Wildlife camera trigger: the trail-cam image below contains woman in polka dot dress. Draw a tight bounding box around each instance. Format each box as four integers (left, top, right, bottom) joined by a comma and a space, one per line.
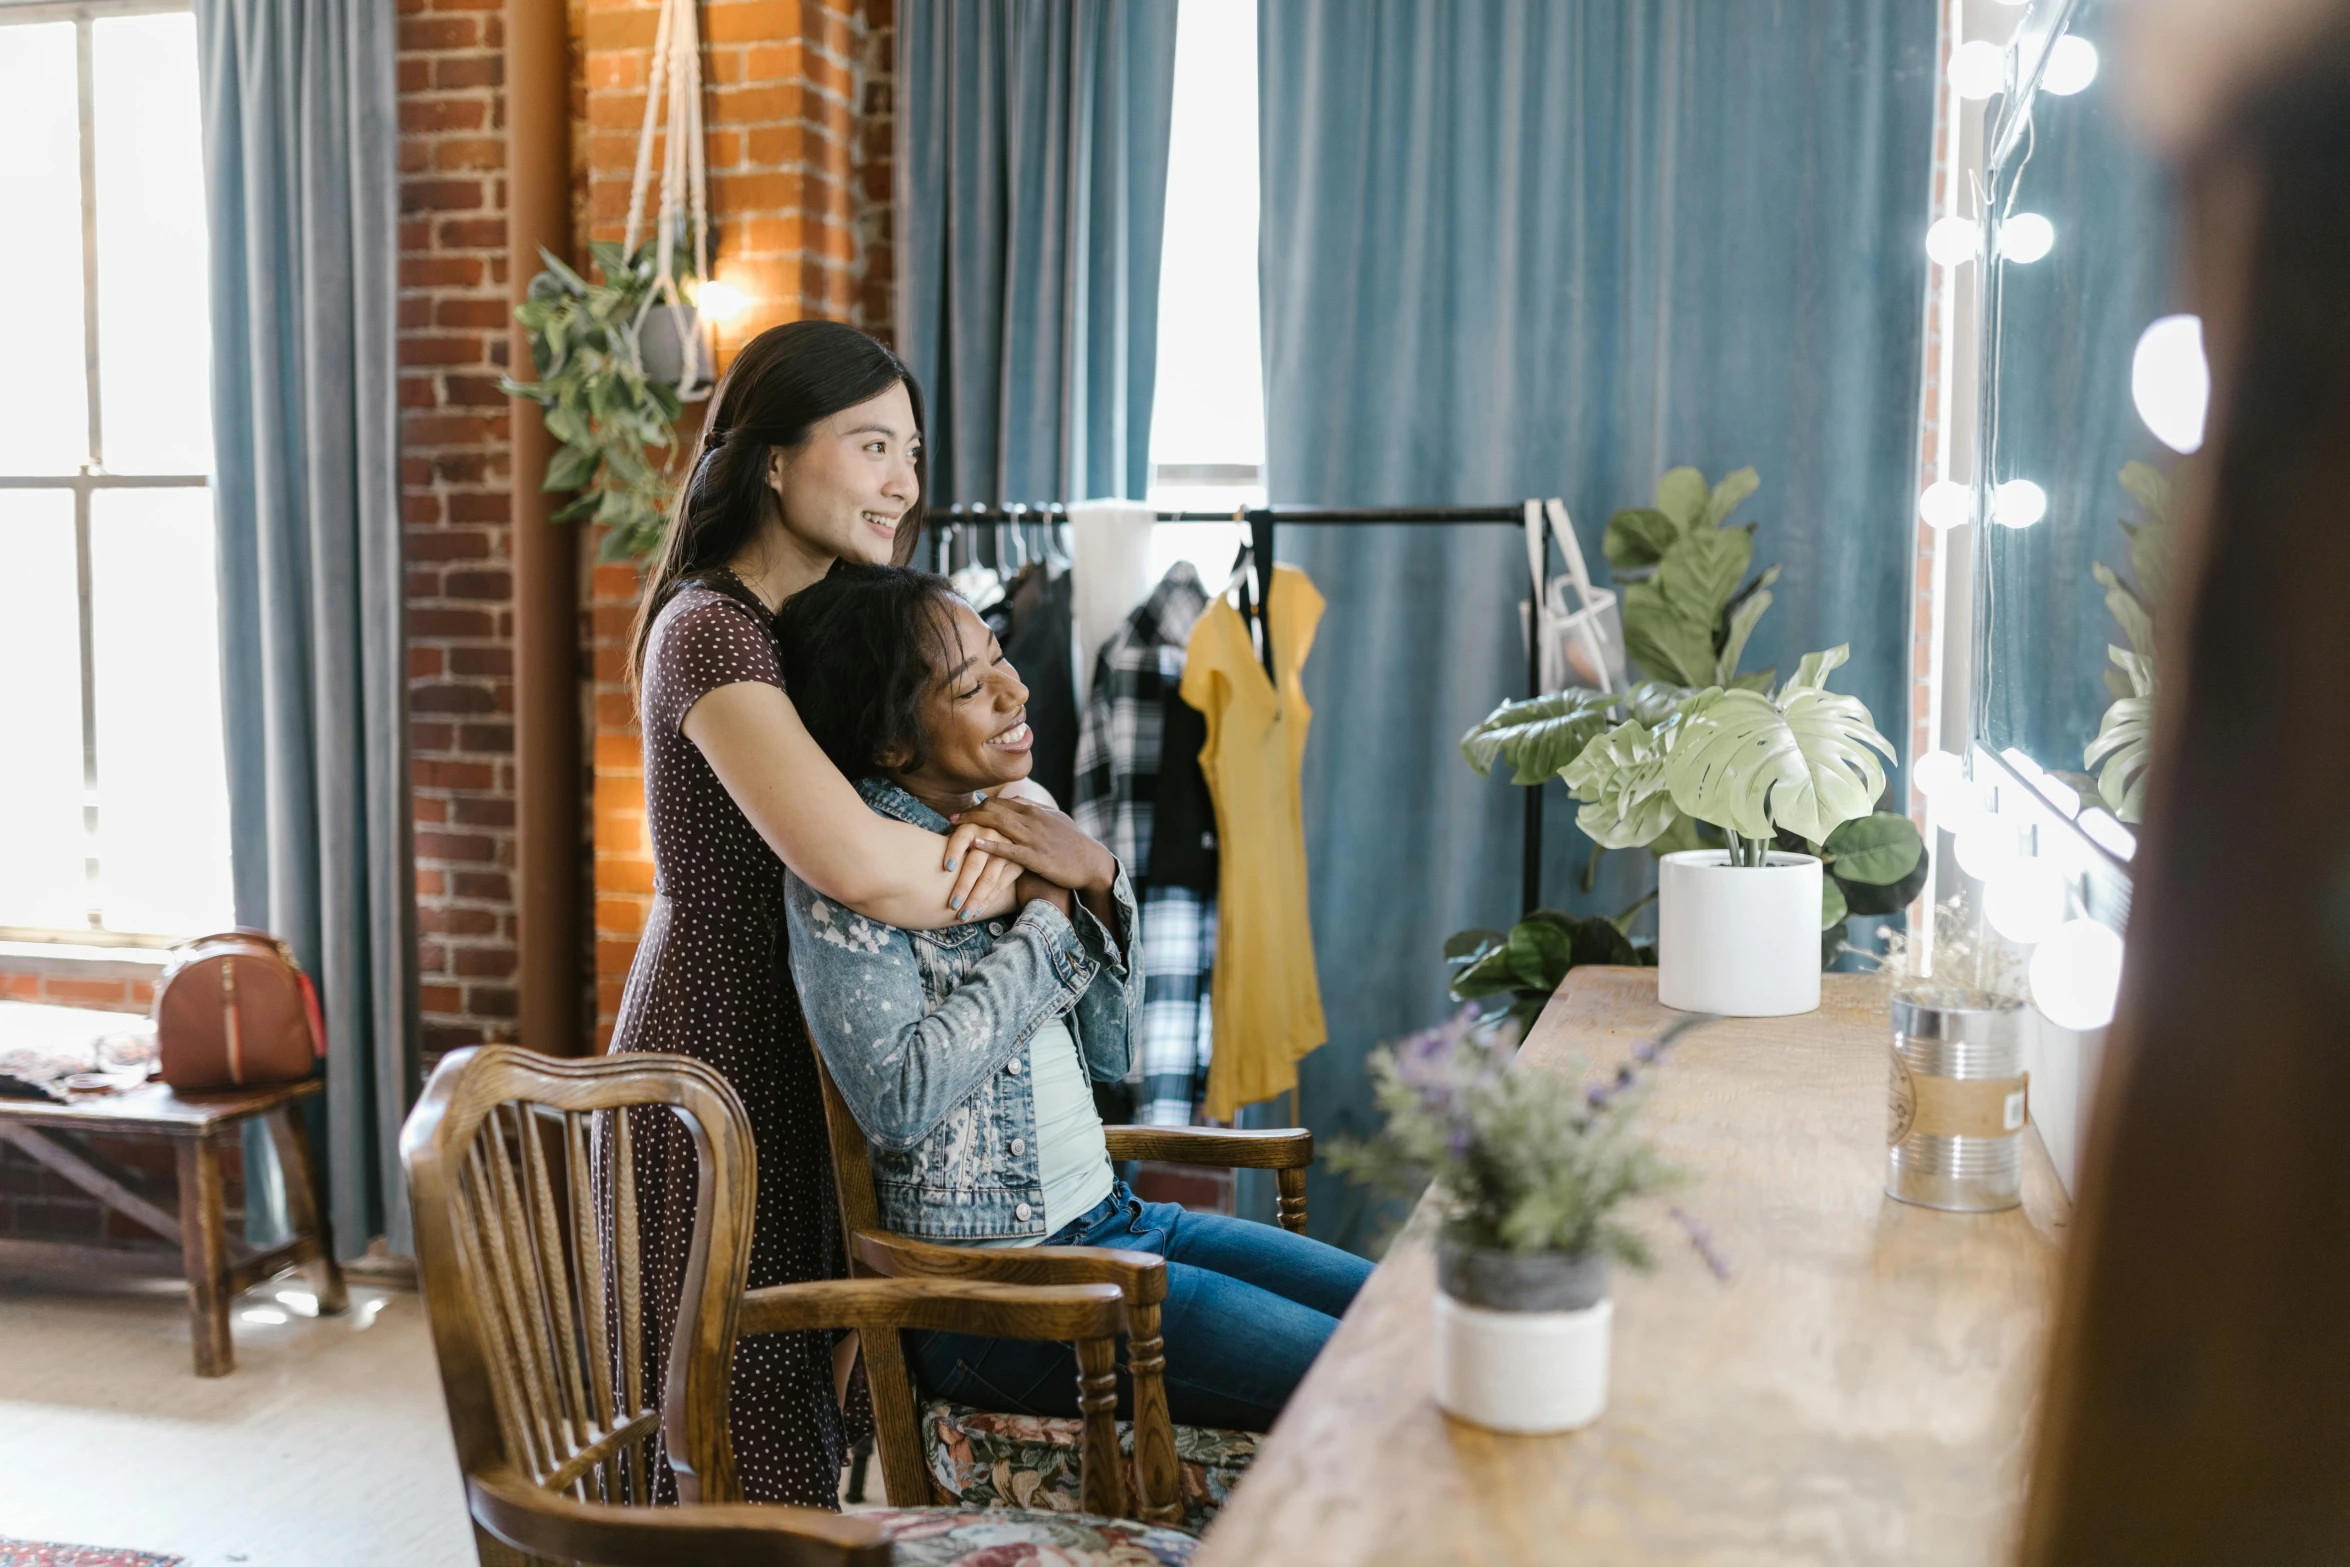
607, 321, 1023, 1508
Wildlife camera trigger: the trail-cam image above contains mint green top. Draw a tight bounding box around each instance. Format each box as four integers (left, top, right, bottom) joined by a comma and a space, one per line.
966, 1018, 1113, 1248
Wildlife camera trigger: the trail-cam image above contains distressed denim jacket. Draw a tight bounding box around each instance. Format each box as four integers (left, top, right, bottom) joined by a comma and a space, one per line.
784, 779, 1140, 1242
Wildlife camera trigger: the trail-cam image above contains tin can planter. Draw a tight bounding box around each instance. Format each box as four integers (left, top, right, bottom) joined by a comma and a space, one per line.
1656, 850, 1823, 1017
1433, 1244, 1611, 1433
1886, 990, 2030, 1212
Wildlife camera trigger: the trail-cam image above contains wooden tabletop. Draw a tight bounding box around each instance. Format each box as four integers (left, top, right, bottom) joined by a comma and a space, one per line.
1196, 967, 2070, 1567
0, 1076, 320, 1136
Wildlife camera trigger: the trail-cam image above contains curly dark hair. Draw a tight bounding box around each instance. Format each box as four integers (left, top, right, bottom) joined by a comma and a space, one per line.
772, 563, 966, 782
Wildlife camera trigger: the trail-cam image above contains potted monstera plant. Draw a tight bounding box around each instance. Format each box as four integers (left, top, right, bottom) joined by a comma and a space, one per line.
1457, 468, 1926, 1006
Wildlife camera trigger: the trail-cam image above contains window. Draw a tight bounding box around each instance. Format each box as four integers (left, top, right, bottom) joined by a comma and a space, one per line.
0, 1, 233, 947
1146, 0, 1262, 585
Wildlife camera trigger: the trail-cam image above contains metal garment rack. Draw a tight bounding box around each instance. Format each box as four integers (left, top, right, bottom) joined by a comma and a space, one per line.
928, 502, 1553, 915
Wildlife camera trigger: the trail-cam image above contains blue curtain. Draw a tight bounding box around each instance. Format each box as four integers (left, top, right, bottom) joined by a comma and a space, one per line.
1258, 0, 1938, 1251
196, 0, 415, 1258
897, 0, 1180, 502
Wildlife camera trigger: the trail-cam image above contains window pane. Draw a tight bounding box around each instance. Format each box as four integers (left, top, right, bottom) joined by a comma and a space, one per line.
0, 23, 93, 475
90, 487, 234, 937
94, 12, 213, 476
0, 491, 94, 930
1149, 0, 1265, 473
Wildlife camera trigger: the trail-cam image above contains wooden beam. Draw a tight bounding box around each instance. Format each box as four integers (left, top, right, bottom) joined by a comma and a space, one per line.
0, 1122, 182, 1244
507, 0, 583, 1056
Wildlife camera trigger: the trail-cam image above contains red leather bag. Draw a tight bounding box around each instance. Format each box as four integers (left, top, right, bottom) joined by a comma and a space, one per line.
152, 930, 327, 1091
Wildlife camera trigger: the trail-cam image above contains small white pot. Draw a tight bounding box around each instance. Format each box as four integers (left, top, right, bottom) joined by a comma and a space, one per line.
1432, 1246, 1612, 1433
1434, 1292, 1613, 1434
1656, 849, 1823, 1017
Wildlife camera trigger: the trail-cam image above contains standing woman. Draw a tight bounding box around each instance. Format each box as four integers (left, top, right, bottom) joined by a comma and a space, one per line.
608, 320, 1018, 1508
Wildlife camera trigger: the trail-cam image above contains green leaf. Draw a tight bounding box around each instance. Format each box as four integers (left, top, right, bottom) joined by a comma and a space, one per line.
1448, 942, 1523, 1001
2118, 459, 2175, 529
1625, 680, 1690, 725
1603, 507, 1682, 572
1647, 812, 1709, 858
1820, 811, 1923, 885
1715, 581, 1774, 686
536, 246, 590, 294
2085, 650, 2155, 823
1560, 719, 1681, 849
1654, 467, 1708, 530
1704, 466, 1760, 527
1622, 578, 1714, 688
1566, 915, 1638, 967
1664, 651, 1893, 843
1506, 920, 1574, 992
1836, 821, 1932, 915
1727, 666, 1776, 693
1819, 877, 1849, 931
2093, 560, 2156, 659
1444, 927, 1506, 962
1459, 687, 1620, 784
543, 443, 599, 492
1657, 523, 1753, 633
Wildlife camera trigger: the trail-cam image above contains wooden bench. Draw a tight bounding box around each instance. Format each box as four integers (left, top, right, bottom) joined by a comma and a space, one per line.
0, 1078, 349, 1375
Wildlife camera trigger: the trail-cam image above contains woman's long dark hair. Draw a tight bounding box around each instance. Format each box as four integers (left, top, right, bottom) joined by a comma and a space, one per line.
627, 319, 926, 692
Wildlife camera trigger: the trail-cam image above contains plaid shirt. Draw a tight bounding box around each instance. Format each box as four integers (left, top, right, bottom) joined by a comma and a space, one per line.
1073, 563, 1209, 881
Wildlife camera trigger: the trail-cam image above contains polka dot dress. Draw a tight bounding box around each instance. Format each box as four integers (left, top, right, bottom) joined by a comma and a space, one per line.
603, 574, 857, 1509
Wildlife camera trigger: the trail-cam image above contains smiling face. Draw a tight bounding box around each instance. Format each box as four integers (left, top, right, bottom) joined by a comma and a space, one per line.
765, 380, 921, 568
891, 597, 1034, 806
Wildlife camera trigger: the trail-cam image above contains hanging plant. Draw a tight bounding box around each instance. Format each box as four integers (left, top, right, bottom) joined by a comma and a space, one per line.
503, 240, 688, 563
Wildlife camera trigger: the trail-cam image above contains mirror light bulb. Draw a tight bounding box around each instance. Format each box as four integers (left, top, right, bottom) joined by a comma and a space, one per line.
695, 279, 751, 324
1992, 478, 2047, 528
1925, 216, 1981, 268
2041, 35, 2099, 95
1913, 749, 1969, 800
1918, 479, 1973, 531
1948, 40, 2007, 100
2132, 314, 2209, 454
1999, 212, 2056, 263
1985, 858, 2069, 946
2029, 919, 2124, 1031
1954, 819, 2020, 881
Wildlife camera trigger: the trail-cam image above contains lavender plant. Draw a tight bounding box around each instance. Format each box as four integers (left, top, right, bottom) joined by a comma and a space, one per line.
1328, 1009, 1719, 1269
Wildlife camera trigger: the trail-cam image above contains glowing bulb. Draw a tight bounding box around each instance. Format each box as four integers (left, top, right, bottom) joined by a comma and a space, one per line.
2132, 314, 2209, 455
1949, 40, 2007, 100
2029, 919, 2124, 1031
1954, 819, 2020, 881
1926, 216, 1981, 268
1985, 858, 2069, 945
1992, 478, 2047, 528
1999, 212, 2056, 263
1912, 749, 1969, 800
2041, 35, 2100, 95
1918, 480, 1973, 532
696, 279, 751, 324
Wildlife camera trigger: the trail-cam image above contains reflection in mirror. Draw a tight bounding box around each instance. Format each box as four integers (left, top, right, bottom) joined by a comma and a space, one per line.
1976, 0, 2189, 833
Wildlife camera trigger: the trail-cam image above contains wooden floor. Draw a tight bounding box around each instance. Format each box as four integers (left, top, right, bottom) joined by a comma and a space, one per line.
0, 1268, 473, 1567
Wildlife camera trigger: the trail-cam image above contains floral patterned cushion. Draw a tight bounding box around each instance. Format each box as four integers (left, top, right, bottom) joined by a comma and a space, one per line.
864, 1506, 1199, 1566
919, 1399, 1261, 1535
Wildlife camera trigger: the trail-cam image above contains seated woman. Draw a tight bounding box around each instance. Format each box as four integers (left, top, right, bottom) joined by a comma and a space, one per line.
775, 563, 1372, 1432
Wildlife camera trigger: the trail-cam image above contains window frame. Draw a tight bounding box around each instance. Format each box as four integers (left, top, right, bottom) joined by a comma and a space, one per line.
0, 0, 214, 951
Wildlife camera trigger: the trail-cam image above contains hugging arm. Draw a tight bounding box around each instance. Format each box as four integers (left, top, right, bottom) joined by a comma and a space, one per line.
784, 875, 1104, 1150
685, 679, 1018, 928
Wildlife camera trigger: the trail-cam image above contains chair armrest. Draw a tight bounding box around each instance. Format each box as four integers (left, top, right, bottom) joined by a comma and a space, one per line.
851, 1228, 1170, 1307
469, 1467, 889, 1567
1103, 1125, 1315, 1169
739, 1277, 1125, 1343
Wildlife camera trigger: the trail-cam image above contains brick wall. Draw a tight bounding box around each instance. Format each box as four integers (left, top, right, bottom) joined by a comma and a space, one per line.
580, 0, 897, 1049
399, 0, 523, 1060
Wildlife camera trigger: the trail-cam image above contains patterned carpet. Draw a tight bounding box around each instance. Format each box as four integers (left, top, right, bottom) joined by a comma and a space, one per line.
0, 1544, 184, 1566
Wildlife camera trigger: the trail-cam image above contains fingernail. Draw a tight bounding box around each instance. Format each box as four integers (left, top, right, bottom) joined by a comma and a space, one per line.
944, 858, 959, 871
949, 894, 963, 909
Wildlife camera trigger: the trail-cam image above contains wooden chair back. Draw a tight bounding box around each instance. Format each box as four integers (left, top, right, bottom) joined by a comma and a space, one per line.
401, 1046, 758, 1562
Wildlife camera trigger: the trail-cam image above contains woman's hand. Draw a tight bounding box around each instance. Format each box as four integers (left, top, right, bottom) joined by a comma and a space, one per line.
950, 797, 1118, 895
942, 824, 1022, 921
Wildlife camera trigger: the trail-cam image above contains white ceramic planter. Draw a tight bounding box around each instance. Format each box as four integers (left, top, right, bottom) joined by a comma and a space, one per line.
1656, 850, 1823, 1017
1432, 1246, 1612, 1433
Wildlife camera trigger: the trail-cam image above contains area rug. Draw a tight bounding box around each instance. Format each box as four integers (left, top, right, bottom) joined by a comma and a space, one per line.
0, 1543, 184, 1567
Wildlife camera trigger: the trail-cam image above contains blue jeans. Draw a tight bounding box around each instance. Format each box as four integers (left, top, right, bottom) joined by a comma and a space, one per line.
907, 1182, 1373, 1432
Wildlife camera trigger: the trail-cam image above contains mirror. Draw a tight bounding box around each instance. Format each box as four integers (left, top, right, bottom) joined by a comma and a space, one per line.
1973, 0, 2190, 868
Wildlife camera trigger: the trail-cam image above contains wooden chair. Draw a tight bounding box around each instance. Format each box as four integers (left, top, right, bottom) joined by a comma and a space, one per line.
401, 1045, 1200, 1567
809, 1049, 1315, 1529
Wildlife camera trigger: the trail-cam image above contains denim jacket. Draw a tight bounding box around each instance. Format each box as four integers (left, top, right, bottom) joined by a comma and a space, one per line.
784, 779, 1140, 1241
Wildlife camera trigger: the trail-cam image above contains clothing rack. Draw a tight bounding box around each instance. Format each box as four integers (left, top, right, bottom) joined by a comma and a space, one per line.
928, 502, 1555, 916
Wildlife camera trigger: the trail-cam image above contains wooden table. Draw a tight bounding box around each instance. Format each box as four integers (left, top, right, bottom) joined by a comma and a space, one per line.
1197, 967, 2070, 1566
0, 1077, 348, 1375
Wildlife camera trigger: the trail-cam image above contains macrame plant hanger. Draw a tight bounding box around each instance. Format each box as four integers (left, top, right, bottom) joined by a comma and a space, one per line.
625, 0, 714, 401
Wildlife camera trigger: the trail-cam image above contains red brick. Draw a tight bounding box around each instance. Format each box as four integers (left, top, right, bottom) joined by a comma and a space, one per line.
435, 55, 503, 90
398, 16, 477, 50
406, 527, 492, 562
401, 97, 486, 134
437, 217, 510, 250
401, 177, 485, 213
416, 831, 498, 864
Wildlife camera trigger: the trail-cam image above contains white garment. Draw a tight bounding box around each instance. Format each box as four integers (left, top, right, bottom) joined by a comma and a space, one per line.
966, 1017, 1114, 1248
1068, 499, 1157, 701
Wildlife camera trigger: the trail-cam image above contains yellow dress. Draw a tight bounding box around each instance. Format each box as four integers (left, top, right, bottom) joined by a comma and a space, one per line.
1179, 564, 1329, 1121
